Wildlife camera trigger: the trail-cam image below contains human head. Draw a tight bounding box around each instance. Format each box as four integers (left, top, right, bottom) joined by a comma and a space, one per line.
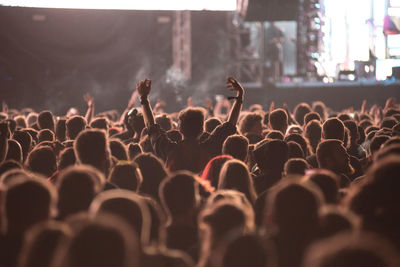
66, 116, 86, 140
108, 162, 143, 192
4, 175, 57, 234
159, 171, 199, 220
322, 118, 345, 141
13, 130, 32, 161
222, 134, 249, 162
218, 159, 257, 204
239, 113, 263, 136
178, 107, 205, 139
133, 153, 168, 201
305, 120, 322, 152
38, 110, 55, 132
306, 169, 339, 204
317, 140, 353, 176
56, 165, 105, 220
284, 158, 309, 176
109, 139, 128, 161
269, 108, 288, 134
38, 129, 55, 143
205, 117, 222, 133
201, 155, 233, 189
58, 147, 76, 170
74, 129, 111, 175
294, 103, 312, 126
90, 117, 109, 131
55, 118, 67, 142
6, 139, 22, 163
253, 139, 288, 174
304, 112, 321, 126
26, 146, 57, 177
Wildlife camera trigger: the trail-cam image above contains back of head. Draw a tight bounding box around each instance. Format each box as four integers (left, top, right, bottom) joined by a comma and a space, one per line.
58, 148, 76, 170
239, 113, 263, 136
253, 139, 289, 173
90, 117, 109, 131
287, 141, 305, 159
205, 117, 222, 133
57, 165, 105, 219
306, 170, 339, 204
14, 115, 27, 129
343, 120, 358, 143
268, 180, 322, 232
370, 135, 390, 155
380, 117, 397, 129
61, 214, 139, 267
0, 160, 23, 177
90, 189, 151, 245
304, 112, 321, 126
269, 108, 288, 134
159, 171, 198, 218
201, 155, 233, 189
294, 103, 312, 126
55, 118, 67, 142
284, 158, 309, 176
109, 139, 128, 161
66, 116, 86, 140
155, 114, 173, 131
222, 134, 249, 162
38, 110, 55, 132
218, 159, 256, 203
109, 162, 142, 192
74, 129, 110, 174
6, 139, 22, 163
133, 153, 167, 201
305, 120, 322, 150
13, 130, 32, 161
18, 221, 71, 267
302, 232, 399, 267
284, 133, 311, 157
199, 200, 254, 240
178, 107, 204, 139
5, 175, 57, 234
316, 139, 343, 169
38, 129, 55, 143
312, 101, 327, 121
322, 118, 345, 141
26, 146, 57, 177
128, 143, 142, 160
266, 130, 284, 140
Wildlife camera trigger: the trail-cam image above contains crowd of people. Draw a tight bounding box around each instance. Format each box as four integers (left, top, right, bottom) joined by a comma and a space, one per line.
0, 77, 400, 267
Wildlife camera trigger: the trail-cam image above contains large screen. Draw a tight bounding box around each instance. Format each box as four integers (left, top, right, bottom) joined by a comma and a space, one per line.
0, 0, 236, 11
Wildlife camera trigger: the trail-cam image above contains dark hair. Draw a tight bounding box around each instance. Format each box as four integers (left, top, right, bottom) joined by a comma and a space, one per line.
222, 134, 249, 162
155, 114, 173, 131
219, 159, 257, 204
56, 165, 104, 220
58, 147, 76, 170
294, 103, 312, 126
323, 118, 345, 141
178, 107, 205, 139
90, 117, 109, 131
159, 171, 198, 218
205, 117, 222, 133
305, 120, 322, 153
133, 153, 168, 201
109, 139, 128, 161
304, 112, 321, 126
37, 110, 55, 132
13, 130, 32, 161
26, 146, 57, 177
66, 116, 86, 140
109, 162, 142, 192
38, 129, 55, 143
6, 139, 22, 163
74, 129, 110, 175
55, 118, 67, 142
269, 108, 288, 134
284, 158, 309, 176
201, 155, 233, 189
239, 113, 263, 135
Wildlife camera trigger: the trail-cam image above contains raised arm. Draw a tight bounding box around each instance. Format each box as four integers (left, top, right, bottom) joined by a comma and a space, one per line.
83, 93, 95, 124
137, 78, 155, 127
226, 77, 244, 126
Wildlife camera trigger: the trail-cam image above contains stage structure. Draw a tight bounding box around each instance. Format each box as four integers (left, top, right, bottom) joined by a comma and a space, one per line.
172, 10, 192, 80
232, 0, 326, 84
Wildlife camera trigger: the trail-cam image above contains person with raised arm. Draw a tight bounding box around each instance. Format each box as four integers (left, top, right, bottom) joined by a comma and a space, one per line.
137, 77, 244, 173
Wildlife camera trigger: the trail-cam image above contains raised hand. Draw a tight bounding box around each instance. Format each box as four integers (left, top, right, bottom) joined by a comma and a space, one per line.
83, 93, 94, 108
361, 99, 367, 114
226, 77, 244, 99
136, 78, 152, 97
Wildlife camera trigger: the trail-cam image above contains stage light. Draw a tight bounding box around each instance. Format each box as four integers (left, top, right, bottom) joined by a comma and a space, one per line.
0, 0, 236, 11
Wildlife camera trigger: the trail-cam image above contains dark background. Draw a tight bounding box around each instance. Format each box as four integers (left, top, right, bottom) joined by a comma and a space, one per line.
0, 7, 231, 114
